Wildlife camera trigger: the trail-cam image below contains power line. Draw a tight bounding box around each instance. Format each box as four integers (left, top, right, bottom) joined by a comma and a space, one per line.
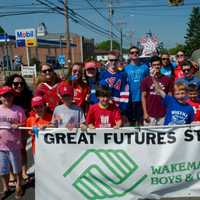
57, 0, 119, 38
35, 0, 119, 39
69, 2, 200, 10
84, 0, 120, 33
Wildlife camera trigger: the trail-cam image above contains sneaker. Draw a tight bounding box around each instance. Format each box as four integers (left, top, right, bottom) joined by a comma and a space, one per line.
15, 187, 23, 199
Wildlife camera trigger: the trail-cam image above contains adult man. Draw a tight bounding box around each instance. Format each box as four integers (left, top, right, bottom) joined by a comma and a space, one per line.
176, 60, 200, 90
141, 56, 173, 125
124, 46, 149, 125
99, 52, 129, 115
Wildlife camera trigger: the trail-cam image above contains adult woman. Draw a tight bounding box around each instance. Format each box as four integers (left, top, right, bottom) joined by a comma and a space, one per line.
34, 64, 60, 114
58, 63, 89, 111
5, 74, 33, 115
84, 61, 99, 105
4, 74, 33, 183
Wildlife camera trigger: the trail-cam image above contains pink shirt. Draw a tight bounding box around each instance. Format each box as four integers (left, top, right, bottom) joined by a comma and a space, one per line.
0, 105, 26, 151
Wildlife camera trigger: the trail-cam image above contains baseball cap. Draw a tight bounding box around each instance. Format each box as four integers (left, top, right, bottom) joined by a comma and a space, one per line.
58, 84, 74, 97
84, 61, 96, 70
31, 96, 44, 107
0, 86, 13, 96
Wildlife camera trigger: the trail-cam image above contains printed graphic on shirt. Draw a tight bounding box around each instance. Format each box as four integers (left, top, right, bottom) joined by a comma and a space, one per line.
169, 111, 189, 125
100, 115, 111, 128
150, 82, 165, 95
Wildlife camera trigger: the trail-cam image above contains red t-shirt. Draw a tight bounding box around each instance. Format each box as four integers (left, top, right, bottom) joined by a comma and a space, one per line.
174, 65, 184, 81
186, 99, 200, 121
86, 103, 121, 128
141, 75, 173, 118
35, 83, 60, 112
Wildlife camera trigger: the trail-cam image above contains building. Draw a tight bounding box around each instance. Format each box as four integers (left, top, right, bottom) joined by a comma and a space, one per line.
0, 26, 95, 70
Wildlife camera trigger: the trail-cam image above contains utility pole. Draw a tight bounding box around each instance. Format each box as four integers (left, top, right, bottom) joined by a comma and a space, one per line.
108, 0, 113, 51
116, 21, 126, 57
64, 0, 72, 65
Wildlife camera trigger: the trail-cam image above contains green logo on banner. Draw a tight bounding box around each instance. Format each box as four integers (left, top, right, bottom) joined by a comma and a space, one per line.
63, 149, 147, 200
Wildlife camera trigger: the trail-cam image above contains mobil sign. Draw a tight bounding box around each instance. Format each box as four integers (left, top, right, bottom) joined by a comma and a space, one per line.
15, 28, 37, 47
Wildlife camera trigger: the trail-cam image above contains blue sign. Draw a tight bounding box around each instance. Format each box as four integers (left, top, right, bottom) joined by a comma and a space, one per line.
58, 55, 65, 65
16, 39, 26, 48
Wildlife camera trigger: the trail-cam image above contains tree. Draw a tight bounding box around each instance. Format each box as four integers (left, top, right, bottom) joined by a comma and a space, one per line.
96, 40, 120, 50
168, 43, 186, 55
0, 26, 5, 34
185, 7, 200, 56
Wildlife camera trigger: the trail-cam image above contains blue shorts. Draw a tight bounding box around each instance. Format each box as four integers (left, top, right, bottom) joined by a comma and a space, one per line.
0, 150, 22, 175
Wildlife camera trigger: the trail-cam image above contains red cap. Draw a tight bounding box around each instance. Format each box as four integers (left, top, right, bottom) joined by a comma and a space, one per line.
0, 86, 13, 96
31, 96, 44, 107
58, 84, 73, 97
84, 61, 96, 70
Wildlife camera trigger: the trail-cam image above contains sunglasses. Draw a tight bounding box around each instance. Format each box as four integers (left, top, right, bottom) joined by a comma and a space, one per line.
130, 51, 139, 55
182, 69, 191, 73
162, 58, 169, 61
41, 68, 53, 73
176, 54, 184, 57
12, 82, 24, 87
72, 69, 80, 73
109, 59, 118, 62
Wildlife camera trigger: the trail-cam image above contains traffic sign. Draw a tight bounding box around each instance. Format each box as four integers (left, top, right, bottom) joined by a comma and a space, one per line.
26, 38, 37, 47
58, 55, 65, 65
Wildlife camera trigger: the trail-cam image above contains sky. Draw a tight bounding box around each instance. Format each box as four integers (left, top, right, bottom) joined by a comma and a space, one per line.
0, 0, 200, 48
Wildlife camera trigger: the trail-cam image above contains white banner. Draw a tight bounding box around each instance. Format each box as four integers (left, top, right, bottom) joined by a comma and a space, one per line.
35, 126, 200, 200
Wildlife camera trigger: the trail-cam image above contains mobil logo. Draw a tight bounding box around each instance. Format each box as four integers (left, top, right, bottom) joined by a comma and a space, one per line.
15, 28, 36, 40
17, 31, 33, 38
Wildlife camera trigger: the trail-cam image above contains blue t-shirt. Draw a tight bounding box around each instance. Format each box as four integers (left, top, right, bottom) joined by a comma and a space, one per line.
125, 63, 149, 102
164, 95, 194, 125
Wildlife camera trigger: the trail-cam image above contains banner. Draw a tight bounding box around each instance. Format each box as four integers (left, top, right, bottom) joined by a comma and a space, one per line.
35, 125, 200, 200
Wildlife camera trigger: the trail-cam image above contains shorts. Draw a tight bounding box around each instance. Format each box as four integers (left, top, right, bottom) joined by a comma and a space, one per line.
0, 150, 22, 175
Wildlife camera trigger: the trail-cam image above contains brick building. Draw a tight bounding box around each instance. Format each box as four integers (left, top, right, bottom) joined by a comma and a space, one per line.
0, 31, 95, 70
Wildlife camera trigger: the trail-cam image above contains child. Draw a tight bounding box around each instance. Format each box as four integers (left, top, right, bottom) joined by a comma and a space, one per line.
86, 86, 122, 128
52, 84, 86, 129
186, 84, 200, 122
26, 96, 52, 155
153, 80, 194, 125
0, 86, 26, 199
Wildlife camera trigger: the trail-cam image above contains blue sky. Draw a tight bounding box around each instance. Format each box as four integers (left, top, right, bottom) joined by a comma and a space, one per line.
0, 0, 200, 48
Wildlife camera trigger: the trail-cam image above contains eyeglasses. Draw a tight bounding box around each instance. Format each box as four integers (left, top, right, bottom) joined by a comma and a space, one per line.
176, 54, 184, 57
182, 69, 191, 73
109, 59, 118, 62
12, 82, 24, 87
41, 68, 53, 73
130, 51, 139, 55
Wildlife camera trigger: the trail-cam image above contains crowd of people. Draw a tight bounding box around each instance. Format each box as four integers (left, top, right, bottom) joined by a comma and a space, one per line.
0, 46, 200, 199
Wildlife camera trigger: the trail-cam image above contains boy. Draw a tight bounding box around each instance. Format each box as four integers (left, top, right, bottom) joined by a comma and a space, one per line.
26, 96, 51, 155
153, 80, 194, 125
52, 84, 86, 129
86, 86, 122, 128
186, 84, 200, 122
0, 86, 26, 199
141, 56, 173, 126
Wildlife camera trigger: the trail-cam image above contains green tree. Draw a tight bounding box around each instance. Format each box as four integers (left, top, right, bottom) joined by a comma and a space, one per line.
0, 26, 5, 34
168, 43, 186, 55
185, 7, 200, 56
96, 40, 120, 50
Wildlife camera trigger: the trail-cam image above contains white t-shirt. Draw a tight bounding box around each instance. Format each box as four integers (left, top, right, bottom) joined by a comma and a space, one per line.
52, 104, 85, 128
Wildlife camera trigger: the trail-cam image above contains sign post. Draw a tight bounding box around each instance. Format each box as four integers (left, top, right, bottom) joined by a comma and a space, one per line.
15, 28, 37, 66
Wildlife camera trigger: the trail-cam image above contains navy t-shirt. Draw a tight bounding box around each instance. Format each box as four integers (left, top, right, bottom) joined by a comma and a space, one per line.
164, 95, 194, 125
